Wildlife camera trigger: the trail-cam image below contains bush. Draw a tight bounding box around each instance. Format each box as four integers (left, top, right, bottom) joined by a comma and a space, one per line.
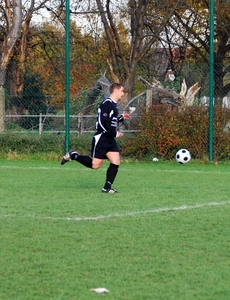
120, 105, 230, 161
2, 106, 230, 162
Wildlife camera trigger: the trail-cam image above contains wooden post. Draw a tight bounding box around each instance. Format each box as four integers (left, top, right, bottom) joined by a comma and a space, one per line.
146, 89, 152, 111
78, 112, 83, 136
39, 113, 43, 135
0, 87, 5, 132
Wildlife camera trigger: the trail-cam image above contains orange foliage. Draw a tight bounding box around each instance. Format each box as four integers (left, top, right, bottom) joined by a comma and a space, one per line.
120, 105, 230, 161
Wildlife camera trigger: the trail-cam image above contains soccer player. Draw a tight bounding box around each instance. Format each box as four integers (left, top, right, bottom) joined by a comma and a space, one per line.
61, 82, 130, 193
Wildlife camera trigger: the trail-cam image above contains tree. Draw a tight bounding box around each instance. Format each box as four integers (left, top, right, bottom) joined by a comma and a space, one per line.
0, 0, 22, 131
75, 0, 181, 107
75, 0, 230, 107
0, 0, 23, 86
0, 0, 55, 131
157, 0, 230, 106
6, 0, 54, 97
27, 20, 103, 109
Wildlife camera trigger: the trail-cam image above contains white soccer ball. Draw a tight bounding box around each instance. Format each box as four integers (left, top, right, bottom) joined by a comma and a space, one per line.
175, 149, 191, 164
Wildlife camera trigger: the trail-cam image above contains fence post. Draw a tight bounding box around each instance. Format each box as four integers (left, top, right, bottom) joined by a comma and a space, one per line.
39, 113, 43, 135
78, 112, 83, 135
0, 87, 5, 132
146, 89, 152, 110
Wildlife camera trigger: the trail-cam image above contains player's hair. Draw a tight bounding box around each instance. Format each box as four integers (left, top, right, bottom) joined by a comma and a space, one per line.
109, 82, 124, 94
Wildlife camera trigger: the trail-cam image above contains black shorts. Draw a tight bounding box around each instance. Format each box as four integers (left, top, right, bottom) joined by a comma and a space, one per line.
91, 132, 119, 159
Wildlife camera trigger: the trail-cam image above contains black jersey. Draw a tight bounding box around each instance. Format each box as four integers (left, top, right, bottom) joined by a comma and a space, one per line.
96, 98, 124, 137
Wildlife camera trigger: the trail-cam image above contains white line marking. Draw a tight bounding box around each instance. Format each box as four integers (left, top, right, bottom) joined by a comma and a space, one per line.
1, 165, 230, 175
1, 201, 229, 222
0, 165, 90, 171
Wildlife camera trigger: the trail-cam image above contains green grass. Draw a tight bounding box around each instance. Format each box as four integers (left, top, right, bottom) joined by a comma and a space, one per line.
0, 159, 230, 299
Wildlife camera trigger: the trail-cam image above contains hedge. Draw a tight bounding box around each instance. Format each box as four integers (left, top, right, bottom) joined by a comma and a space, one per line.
120, 105, 230, 161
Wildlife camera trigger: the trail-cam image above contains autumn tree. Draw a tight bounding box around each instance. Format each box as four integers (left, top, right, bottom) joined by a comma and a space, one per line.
1, 0, 99, 115
27, 19, 107, 109
1, 0, 56, 96
0, 0, 54, 130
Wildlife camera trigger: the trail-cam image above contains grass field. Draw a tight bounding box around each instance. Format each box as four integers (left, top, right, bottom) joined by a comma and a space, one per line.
0, 158, 230, 299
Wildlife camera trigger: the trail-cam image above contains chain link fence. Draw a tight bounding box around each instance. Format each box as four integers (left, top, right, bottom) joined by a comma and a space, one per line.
2, 61, 230, 160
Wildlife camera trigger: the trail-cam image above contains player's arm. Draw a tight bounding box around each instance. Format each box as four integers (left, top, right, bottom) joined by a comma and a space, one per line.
118, 112, 130, 122
117, 115, 124, 123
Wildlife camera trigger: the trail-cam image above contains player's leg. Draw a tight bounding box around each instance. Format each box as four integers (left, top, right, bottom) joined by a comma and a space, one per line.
71, 151, 93, 168
102, 151, 120, 193
61, 149, 93, 168
61, 133, 103, 168
106, 151, 120, 165
92, 158, 104, 169
61, 149, 104, 170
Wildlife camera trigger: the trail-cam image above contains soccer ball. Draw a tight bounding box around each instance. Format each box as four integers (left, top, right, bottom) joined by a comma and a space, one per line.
175, 149, 191, 164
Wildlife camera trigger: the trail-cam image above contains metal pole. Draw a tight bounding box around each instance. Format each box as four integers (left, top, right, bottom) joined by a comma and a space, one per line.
0, 88, 5, 132
208, 0, 215, 161
65, 0, 70, 152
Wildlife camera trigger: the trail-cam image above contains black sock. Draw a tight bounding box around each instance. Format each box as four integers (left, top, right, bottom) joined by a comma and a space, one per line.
104, 163, 119, 189
71, 153, 93, 169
